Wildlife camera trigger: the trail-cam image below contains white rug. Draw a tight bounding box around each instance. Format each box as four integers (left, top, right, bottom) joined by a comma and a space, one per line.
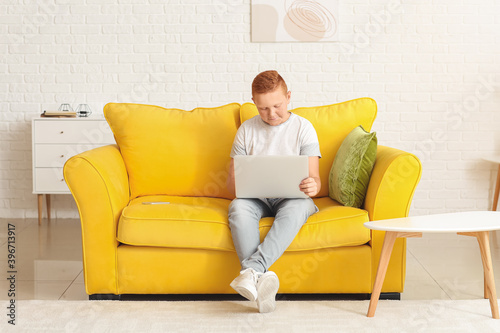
1, 299, 499, 332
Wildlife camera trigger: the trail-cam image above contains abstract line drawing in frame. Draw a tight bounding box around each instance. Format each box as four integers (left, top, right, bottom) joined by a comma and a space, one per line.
252, 0, 339, 42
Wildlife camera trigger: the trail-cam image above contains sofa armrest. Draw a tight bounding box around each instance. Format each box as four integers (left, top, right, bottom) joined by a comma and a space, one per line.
364, 145, 422, 220
63, 144, 130, 295
363, 145, 422, 291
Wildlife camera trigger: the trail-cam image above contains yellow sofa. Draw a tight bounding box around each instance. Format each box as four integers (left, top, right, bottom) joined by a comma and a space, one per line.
63, 98, 422, 300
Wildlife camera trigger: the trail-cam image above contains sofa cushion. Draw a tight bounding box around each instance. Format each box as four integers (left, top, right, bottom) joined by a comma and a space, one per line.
117, 196, 371, 252
240, 98, 377, 198
329, 126, 377, 208
104, 103, 241, 200
117, 195, 234, 251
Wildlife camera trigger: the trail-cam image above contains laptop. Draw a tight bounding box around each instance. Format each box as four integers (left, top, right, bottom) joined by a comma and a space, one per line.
234, 155, 309, 199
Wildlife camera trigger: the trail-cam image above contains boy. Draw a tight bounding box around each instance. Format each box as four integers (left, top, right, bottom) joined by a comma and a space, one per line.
226, 70, 321, 313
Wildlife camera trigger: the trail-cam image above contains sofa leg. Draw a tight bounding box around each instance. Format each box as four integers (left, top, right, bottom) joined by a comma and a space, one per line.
378, 292, 400, 300
89, 294, 121, 300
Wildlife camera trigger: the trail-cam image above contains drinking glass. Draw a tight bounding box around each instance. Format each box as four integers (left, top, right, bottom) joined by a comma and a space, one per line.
58, 103, 73, 112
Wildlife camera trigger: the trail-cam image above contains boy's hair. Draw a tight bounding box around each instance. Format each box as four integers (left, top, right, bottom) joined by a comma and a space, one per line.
252, 70, 288, 96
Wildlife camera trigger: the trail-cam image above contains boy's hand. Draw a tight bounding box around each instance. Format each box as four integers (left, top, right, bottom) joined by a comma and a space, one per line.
299, 177, 319, 197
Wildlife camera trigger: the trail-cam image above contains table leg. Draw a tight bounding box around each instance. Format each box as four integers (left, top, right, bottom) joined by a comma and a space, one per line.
367, 231, 398, 317
459, 231, 499, 319
37, 194, 43, 225
493, 165, 500, 211
46, 194, 51, 221
485, 275, 488, 299
368, 231, 422, 317
476, 231, 499, 319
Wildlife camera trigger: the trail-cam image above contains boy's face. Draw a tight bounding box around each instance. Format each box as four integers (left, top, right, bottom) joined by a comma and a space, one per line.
252, 88, 291, 126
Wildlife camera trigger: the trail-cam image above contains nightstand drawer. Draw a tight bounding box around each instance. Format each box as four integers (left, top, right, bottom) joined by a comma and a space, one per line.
34, 168, 68, 193
34, 144, 107, 167
34, 120, 114, 144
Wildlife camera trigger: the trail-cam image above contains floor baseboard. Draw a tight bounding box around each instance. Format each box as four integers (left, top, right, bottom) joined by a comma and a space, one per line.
89, 293, 401, 301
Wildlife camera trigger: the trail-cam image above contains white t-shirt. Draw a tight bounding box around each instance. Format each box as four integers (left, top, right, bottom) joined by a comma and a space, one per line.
230, 113, 321, 158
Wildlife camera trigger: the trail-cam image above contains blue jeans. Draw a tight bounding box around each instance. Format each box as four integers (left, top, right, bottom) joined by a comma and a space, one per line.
228, 198, 318, 273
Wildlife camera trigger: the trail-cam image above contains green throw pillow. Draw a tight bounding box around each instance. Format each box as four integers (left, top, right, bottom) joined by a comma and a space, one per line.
329, 125, 377, 208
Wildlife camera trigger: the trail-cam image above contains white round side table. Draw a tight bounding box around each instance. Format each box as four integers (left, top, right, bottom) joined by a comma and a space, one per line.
364, 211, 500, 319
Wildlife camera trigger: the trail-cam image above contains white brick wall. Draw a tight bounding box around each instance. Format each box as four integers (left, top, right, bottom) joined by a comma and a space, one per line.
1, 0, 500, 218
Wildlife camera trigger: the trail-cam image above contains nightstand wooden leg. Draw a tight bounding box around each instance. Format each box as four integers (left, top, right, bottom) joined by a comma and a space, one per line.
493, 165, 500, 211
46, 194, 51, 221
37, 194, 43, 225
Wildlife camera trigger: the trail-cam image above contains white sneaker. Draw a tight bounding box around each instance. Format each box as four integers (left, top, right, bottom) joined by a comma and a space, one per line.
256, 271, 279, 313
230, 268, 259, 301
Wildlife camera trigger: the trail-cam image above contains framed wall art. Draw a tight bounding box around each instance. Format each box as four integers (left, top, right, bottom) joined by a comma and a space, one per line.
251, 0, 339, 42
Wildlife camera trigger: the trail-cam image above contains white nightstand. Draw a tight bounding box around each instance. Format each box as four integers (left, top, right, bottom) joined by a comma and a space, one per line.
32, 116, 115, 224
